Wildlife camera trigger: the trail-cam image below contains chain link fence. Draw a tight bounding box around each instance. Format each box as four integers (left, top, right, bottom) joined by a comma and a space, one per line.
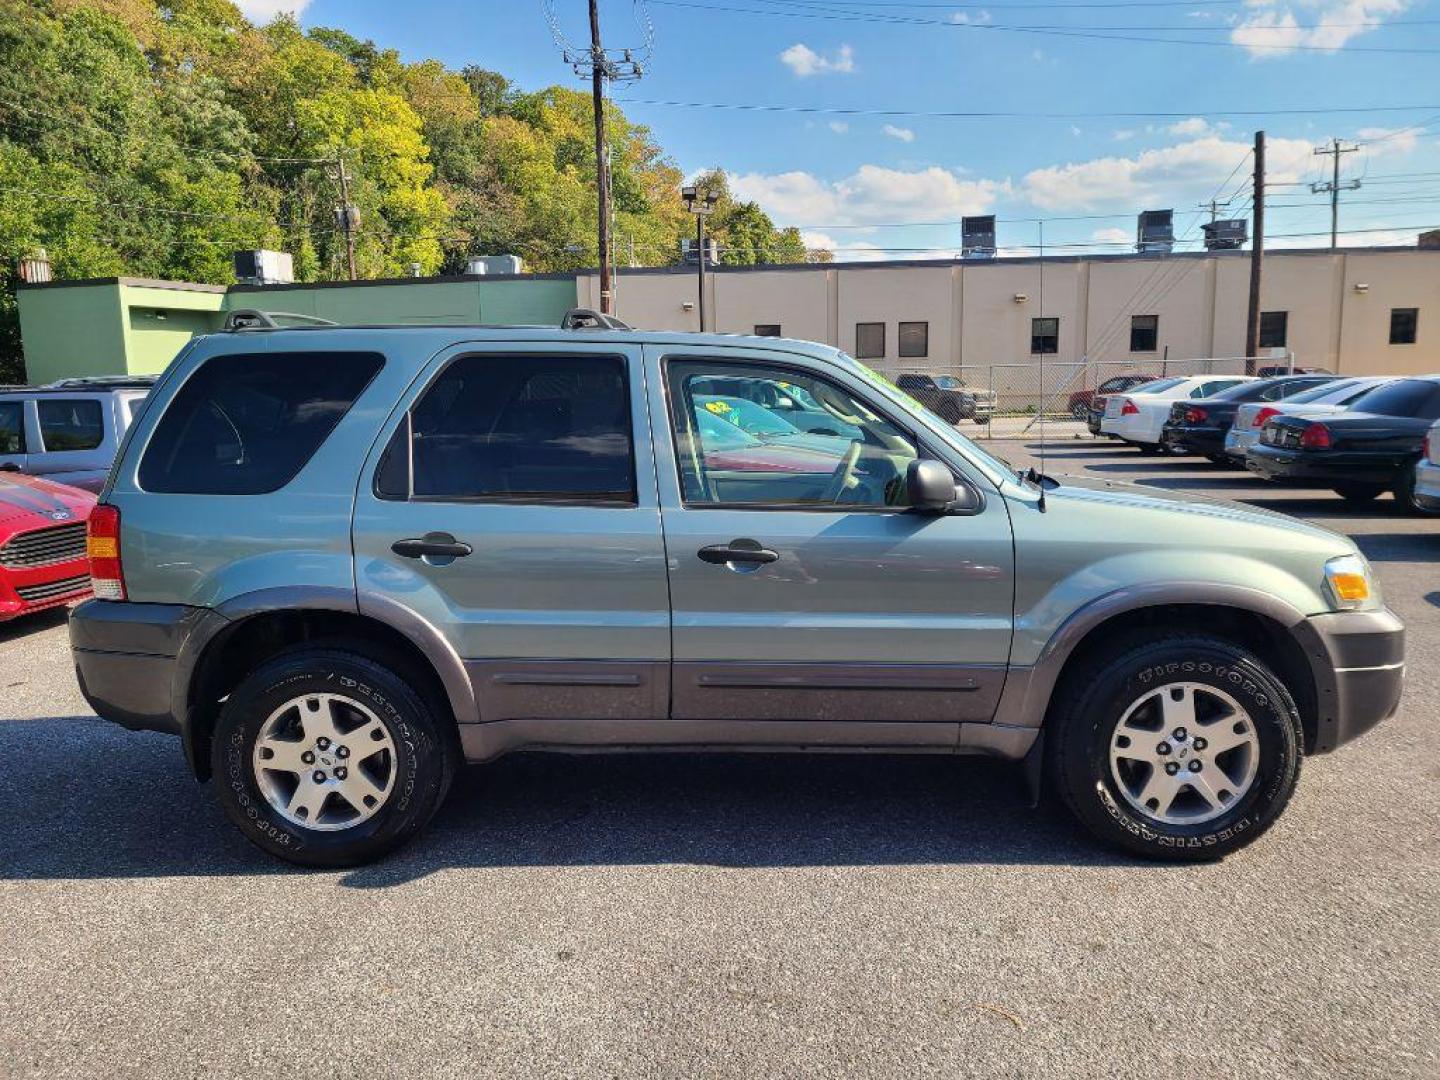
901, 355, 1288, 439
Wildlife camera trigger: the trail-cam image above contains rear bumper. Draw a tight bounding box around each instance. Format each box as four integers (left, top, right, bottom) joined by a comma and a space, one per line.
1303, 608, 1405, 753
69, 600, 217, 737
1245, 445, 1400, 487
1416, 460, 1440, 510
1160, 423, 1226, 456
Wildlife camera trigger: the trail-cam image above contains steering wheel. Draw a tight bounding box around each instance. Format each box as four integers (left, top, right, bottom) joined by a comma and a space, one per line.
823, 440, 863, 503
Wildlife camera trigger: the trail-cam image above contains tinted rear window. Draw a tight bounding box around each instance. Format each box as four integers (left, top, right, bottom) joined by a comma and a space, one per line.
38, 399, 103, 451
1349, 379, 1440, 419
140, 351, 383, 494
0, 402, 23, 454
376, 354, 635, 504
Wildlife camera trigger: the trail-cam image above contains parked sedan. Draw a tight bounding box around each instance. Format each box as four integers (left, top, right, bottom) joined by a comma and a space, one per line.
1101, 374, 1255, 451
1067, 374, 1157, 419
0, 471, 94, 621
1415, 419, 1440, 512
1160, 374, 1338, 462
1247, 376, 1440, 511
1227, 377, 1393, 462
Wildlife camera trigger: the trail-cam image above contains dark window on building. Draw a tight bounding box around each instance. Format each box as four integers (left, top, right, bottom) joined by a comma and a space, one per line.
753, 324, 782, 338
898, 321, 929, 359
37, 399, 103, 452
1031, 317, 1059, 355
140, 351, 383, 495
1258, 311, 1288, 349
1130, 315, 1159, 353
855, 322, 885, 359
378, 354, 636, 505
1390, 308, 1418, 345
0, 402, 24, 454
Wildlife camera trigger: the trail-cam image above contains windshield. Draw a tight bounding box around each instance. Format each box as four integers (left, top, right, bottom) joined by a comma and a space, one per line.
933, 375, 965, 389
693, 407, 761, 450
696, 395, 800, 438
1210, 380, 1267, 401
1135, 377, 1184, 395
1287, 378, 1360, 404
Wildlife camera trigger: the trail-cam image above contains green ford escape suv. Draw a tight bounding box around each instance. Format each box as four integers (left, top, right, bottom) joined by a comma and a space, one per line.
69, 314, 1405, 866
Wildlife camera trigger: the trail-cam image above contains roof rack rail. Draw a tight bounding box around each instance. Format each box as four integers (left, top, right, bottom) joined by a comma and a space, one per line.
42, 375, 157, 389
561, 307, 632, 331
222, 309, 339, 331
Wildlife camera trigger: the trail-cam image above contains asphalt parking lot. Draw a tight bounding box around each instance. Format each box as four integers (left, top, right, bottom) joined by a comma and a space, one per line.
2, 438, 1437, 1079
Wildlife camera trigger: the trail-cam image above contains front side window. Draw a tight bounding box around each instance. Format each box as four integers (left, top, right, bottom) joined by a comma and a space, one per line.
140, 351, 383, 495
1031, 317, 1059, 355
0, 402, 24, 454
898, 321, 929, 359
1390, 308, 1418, 345
1130, 315, 1159, 353
37, 399, 103, 451
378, 354, 635, 504
1259, 311, 1288, 349
855, 322, 885, 360
668, 360, 922, 510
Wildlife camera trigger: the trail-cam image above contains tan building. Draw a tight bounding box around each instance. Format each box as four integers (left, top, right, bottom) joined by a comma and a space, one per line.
580, 246, 1440, 382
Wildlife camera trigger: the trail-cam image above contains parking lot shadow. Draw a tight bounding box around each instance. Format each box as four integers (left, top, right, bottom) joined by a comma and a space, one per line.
0, 715, 1142, 885
0, 607, 68, 646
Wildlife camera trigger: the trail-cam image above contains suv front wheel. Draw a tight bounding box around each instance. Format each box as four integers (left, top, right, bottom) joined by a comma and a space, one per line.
211, 647, 455, 867
1048, 634, 1302, 861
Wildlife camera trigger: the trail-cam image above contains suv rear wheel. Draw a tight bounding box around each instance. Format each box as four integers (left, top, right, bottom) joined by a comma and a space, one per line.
1048, 634, 1302, 861
211, 647, 455, 867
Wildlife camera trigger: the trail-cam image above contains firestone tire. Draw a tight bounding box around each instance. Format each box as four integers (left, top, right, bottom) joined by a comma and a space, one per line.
211, 647, 455, 868
1047, 634, 1302, 862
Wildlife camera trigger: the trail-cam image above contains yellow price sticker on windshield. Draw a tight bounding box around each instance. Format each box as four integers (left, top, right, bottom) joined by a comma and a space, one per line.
704, 401, 732, 415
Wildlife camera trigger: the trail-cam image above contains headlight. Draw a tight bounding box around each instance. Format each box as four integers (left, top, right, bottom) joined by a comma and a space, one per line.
1323, 553, 1376, 610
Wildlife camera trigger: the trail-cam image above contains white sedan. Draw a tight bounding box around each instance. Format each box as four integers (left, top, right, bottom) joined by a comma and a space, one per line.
1225, 376, 1393, 461
1101, 374, 1255, 451
1416, 419, 1440, 513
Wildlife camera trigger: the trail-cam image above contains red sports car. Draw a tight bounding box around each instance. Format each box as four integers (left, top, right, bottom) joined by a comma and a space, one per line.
0, 472, 95, 621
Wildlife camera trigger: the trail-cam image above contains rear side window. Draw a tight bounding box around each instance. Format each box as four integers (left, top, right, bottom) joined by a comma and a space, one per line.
140, 351, 382, 495
0, 402, 23, 454
37, 399, 103, 451
376, 354, 635, 504
1349, 379, 1439, 419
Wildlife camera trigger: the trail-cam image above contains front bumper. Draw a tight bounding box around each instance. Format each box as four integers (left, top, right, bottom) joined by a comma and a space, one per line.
0, 555, 91, 622
1303, 607, 1405, 753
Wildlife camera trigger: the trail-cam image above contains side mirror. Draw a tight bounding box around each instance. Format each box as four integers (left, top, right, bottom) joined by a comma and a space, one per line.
906, 459, 958, 513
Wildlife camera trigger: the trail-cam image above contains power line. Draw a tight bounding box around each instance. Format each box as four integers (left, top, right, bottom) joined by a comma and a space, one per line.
646, 0, 1440, 53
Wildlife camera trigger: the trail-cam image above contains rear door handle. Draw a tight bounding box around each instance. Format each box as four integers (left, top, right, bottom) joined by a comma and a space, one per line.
392, 533, 473, 559
697, 540, 779, 566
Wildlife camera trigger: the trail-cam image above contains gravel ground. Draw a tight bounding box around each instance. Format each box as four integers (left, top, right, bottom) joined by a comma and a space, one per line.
1, 440, 1436, 1079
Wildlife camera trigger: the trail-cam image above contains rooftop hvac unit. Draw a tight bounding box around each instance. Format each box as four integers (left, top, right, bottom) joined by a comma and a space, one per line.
1202, 219, 1248, 251
233, 249, 294, 286
961, 215, 997, 259
1136, 210, 1174, 254
682, 238, 719, 266
464, 254, 524, 276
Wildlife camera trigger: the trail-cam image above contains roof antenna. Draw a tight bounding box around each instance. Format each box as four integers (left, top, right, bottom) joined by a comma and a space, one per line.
1036, 219, 1048, 511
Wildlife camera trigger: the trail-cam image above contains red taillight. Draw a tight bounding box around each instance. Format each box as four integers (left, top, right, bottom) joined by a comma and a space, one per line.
86, 503, 125, 600
1252, 406, 1280, 428
1120, 398, 1139, 416
1184, 407, 1208, 425
1299, 423, 1333, 451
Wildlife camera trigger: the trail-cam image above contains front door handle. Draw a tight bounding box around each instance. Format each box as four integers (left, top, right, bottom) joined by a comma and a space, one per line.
392, 533, 473, 560
697, 539, 779, 566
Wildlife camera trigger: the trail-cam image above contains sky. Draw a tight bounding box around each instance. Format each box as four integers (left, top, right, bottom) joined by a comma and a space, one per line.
236, 0, 1440, 261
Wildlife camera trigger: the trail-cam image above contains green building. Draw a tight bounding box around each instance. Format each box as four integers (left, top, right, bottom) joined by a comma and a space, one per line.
15, 273, 582, 384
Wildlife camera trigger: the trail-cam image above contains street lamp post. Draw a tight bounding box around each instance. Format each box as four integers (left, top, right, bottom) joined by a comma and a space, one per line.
681, 185, 719, 331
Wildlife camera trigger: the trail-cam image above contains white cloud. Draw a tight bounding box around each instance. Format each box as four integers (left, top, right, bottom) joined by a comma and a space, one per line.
1356, 125, 1421, 155
1069, 125, 1083, 138
883, 124, 916, 143
828, 121, 850, 134
1112, 129, 1137, 141
732, 164, 1008, 226
779, 43, 856, 77
1092, 227, 1132, 246
1167, 117, 1215, 137
950, 10, 992, 24
234, 0, 311, 19
1231, 0, 1411, 59
801, 231, 889, 261
1022, 133, 1316, 212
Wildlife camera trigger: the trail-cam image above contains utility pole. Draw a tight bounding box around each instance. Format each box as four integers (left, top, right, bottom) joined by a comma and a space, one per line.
1244, 131, 1265, 371
1312, 138, 1361, 250
555, 2, 644, 316
332, 153, 358, 281
682, 185, 718, 331
587, 0, 612, 314
1200, 197, 1227, 223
